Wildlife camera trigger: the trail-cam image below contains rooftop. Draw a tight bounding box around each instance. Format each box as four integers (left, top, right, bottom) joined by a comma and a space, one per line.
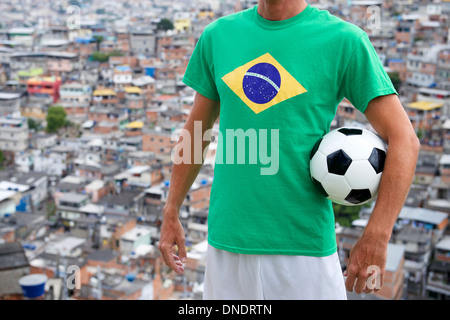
58, 192, 89, 204
102, 190, 143, 206
395, 227, 432, 244
385, 243, 405, 273
93, 89, 117, 96
407, 101, 444, 111
0, 181, 29, 193
0, 190, 16, 202
398, 206, 448, 226
0, 242, 29, 271
124, 87, 142, 94
439, 154, 450, 165
0, 92, 22, 100
86, 249, 118, 263
59, 175, 86, 185
8, 27, 35, 34
85, 180, 105, 190
132, 76, 155, 86
28, 76, 62, 84
44, 236, 86, 256
121, 225, 152, 242
79, 203, 104, 215
436, 236, 450, 251
0, 117, 26, 125
126, 121, 144, 129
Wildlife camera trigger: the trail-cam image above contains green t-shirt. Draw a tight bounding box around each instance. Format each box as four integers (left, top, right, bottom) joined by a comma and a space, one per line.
183, 4, 396, 256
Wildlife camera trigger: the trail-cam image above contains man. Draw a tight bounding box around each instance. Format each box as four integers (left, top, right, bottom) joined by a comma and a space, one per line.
159, 0, 419, 299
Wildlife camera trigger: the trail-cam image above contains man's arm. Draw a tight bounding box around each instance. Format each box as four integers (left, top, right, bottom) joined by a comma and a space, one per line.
344, 94, 420, 293
158, 92, 220, 274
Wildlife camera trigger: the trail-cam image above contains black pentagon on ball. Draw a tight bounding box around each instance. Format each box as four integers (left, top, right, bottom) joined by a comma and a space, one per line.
311, 177, 328, 197
337, 128, 363, 136
327, 149, 352, 175
368, 148, 386, 174
310, 137, 323, 160
345, 189, 372, 204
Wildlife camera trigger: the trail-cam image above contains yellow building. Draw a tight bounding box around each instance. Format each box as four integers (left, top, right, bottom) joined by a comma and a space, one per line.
174, 18, 191, 33
198, 9, 215, 20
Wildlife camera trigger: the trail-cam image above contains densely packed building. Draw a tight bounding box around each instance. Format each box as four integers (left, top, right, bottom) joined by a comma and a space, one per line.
0, 0, 449, 300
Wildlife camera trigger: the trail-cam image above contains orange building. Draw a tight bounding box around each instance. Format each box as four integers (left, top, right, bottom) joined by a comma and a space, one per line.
142, 128, 176, 155
27, 76, 62, 103
373, 244, 405, 300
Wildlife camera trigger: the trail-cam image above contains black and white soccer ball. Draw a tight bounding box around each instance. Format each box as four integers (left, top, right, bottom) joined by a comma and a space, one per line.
309, 127, 387, 206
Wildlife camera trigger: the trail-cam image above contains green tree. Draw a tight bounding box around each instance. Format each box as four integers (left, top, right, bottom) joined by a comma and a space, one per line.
93, 35, 104, 51
46, 201, 56, 220
387, 71, 402, 92
27, 118, 40, 131
157, 18, 174, 31
46, 106, 67, 133
0, 149, 5, 168
90, 50, 123, 62
91, 51, 109, 62
108, 50, 124, 58
333, 202, 371, 227
417, 128, 424, 140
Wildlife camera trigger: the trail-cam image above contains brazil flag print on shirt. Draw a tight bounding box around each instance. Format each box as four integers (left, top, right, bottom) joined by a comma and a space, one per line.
182, 4, 396, 256
222, 53, 307, 114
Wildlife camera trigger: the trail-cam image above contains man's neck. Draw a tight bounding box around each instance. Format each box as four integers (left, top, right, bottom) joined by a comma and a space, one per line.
257, 0, 307, 21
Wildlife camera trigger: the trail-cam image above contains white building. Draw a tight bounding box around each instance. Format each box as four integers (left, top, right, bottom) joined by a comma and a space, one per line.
33, 150, 68, 176
114, 166, 152, 189
0, 190, 16, 218
8, 27, 35, 48
113, 65, 133, 89
120, 225, 156, 254
0, 117, 28, 152
129, 27, 156, 57
60, 83, 92, 103
0, 92, 23, 118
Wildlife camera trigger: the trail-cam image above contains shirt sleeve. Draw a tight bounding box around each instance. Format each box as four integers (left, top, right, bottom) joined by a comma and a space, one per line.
338, 32, 397, 113
183, 29, 220, 101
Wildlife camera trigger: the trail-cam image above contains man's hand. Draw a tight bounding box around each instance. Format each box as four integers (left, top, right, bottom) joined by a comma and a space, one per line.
343, 94, 419, 294
158, 206, 187, 274
157, 93, 219, 275
344, 233, 387, 294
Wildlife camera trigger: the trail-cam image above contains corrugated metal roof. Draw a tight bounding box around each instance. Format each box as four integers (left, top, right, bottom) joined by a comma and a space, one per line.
407, 101, 443, 111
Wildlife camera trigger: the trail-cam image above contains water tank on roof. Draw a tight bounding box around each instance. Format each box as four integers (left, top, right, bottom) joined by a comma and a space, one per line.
125, 273, 136, 282
18, 274, 47, 299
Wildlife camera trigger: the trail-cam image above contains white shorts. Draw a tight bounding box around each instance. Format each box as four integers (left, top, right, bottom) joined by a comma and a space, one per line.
203, 244, 347, 300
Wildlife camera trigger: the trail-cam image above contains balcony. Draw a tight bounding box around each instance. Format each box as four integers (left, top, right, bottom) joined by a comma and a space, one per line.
427, 272, 450, 296
406, 74, 435, 87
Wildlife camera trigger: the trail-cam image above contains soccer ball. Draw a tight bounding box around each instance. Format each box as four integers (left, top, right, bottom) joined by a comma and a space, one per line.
309, 127, 387, 206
